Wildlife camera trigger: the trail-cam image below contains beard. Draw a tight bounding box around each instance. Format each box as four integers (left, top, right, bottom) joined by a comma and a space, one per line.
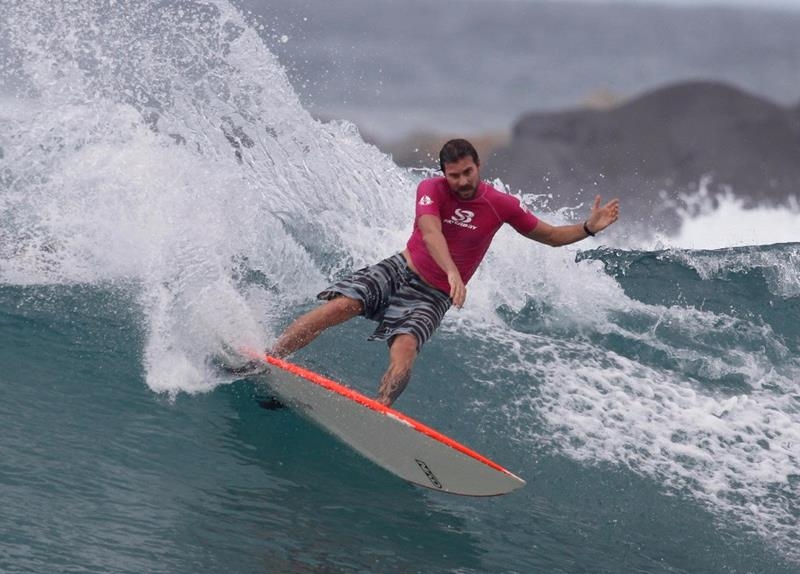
456, 183, 477, 198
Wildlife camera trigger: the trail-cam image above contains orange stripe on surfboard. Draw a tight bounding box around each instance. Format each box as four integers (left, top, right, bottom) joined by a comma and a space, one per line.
256, 353, 515, 477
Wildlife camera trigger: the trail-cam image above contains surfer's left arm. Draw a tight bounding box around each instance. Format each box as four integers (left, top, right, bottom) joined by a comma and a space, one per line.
526, 195, 619, 247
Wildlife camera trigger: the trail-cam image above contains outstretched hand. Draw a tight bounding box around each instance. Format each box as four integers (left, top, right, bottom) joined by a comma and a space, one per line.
586, 195, 620, 233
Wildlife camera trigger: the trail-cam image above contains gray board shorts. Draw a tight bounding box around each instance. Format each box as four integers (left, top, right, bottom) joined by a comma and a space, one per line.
317, 253, 451, 350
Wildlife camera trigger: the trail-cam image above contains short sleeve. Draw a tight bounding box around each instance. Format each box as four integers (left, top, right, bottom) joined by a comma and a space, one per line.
504, 195, 539, 235
415, 179, 442, 219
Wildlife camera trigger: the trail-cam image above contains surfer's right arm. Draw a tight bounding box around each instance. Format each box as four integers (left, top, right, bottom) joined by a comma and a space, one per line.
416, 214, 466, 308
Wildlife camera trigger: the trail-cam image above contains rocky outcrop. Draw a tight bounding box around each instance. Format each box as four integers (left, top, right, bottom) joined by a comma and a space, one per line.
486, 81, 800, 230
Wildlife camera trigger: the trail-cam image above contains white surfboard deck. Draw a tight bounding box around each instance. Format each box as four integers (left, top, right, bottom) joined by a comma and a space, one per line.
252, 354, 525, 497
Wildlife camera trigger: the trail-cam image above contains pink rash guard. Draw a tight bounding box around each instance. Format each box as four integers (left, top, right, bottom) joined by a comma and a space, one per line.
406, 177, 539, 293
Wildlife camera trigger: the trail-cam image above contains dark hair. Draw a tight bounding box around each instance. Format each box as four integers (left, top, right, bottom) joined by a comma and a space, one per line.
439, 139, 480, 172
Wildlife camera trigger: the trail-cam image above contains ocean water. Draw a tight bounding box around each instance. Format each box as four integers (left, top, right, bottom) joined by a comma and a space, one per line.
1, 1, 799, 573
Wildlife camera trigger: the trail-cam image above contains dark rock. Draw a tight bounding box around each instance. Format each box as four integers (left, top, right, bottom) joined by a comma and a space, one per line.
487, 81, 800, 231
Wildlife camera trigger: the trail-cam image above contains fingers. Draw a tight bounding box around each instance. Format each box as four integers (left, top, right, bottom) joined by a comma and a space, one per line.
588, 196, 620, 231
450, 283, 466, 309
447, 269, 466, 309
606, 198, 620, 221
449, 279, 466, 309
594, 196, 619, 211
603, 199, 619, 213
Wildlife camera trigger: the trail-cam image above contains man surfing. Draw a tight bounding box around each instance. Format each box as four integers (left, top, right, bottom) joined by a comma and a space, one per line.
242, 139, 619, 406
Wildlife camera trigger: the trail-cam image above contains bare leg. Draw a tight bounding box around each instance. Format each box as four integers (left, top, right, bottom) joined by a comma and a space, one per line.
377, 334, 418, 407
271, 296, 363, 358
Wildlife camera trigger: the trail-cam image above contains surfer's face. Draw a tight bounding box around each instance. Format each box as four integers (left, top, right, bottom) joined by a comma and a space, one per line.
443, 156, 480, 200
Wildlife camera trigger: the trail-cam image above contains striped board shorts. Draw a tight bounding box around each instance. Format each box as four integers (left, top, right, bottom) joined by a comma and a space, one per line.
317, 253, 452, 350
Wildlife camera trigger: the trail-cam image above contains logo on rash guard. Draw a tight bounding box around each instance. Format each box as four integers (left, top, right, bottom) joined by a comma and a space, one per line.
445, 208, 477, 230
418, 195, 433, 206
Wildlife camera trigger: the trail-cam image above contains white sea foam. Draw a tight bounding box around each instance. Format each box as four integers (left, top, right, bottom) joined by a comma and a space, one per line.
0, 0, 411, 397
456, 209, 800, 562
652, 183, 800, 251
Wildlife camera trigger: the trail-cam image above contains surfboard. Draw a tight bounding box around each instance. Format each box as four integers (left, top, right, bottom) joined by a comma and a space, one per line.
250, 354, 525, 497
